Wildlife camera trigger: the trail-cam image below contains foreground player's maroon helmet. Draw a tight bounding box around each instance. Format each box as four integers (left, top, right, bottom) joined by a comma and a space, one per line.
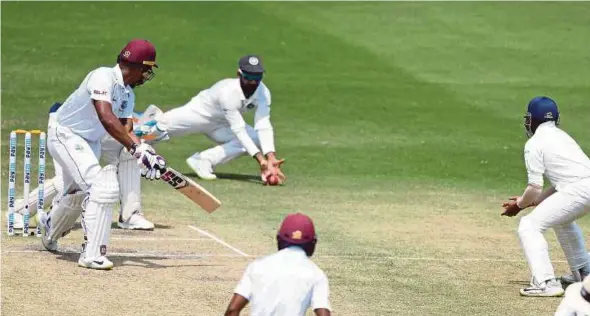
117, 39, 158, 68
277, 213, 317, 256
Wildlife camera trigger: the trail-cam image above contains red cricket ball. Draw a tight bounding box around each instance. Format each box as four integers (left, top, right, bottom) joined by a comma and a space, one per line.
266, 174, 280, 186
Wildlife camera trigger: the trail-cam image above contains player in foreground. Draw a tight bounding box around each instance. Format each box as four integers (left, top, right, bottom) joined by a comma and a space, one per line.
554, 275, 590, 316
137, 55, 285, 184
224, 212, 332, 316
501, 96, 590, 297
8, 103, 155, 231
38, 39, 167, 270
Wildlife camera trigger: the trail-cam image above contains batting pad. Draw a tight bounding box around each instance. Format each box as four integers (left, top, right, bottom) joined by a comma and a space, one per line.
118, 149, 141, 222
83, 165, 119, 260
47, 191, 85, 241
15, 176, 60, 216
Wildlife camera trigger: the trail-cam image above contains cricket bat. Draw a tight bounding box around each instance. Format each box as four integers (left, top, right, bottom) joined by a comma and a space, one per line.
160, 167, 221, 213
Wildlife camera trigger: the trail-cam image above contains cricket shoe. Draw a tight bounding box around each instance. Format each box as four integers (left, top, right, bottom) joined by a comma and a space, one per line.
78, 255, 114, 270
520, 278, 564, 297
5, 211, 24, 230
186, 155, 217, 180
117, 212, 154, 230
37, 211, 58, 252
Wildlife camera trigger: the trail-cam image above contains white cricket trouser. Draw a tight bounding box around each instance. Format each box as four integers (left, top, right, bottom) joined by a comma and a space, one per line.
518, 179, 590, 283
157, 104, 260, 167
48, 124, 101, 195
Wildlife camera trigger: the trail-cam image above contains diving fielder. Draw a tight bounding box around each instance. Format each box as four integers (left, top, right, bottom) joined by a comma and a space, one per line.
138, 55, 285, 183
38, 39, 167, 270
502, 96, 590, 296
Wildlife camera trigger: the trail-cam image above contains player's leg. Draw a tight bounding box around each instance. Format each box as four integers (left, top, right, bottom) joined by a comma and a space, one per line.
101, 135, 154, 230
78, 164, 118, 270
154, 104, 210, 138
40, 126, 101, 251
517, 191, 590, 296
554, 219, 590, 285
116, 148, 154, 230
187, 125, 259, 180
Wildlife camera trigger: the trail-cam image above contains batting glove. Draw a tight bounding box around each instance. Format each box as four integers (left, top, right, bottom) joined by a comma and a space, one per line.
130, 142, 167, 180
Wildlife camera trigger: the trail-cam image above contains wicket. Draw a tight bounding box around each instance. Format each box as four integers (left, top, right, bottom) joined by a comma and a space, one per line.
7, 129, 46, 237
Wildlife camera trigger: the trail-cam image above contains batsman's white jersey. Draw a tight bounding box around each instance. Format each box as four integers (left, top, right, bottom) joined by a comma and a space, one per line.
234, 246, 331, 316
56, 65, 135, 142
49, 64, 135, 192
157, 78, 275, 156
518, 121, 590, 285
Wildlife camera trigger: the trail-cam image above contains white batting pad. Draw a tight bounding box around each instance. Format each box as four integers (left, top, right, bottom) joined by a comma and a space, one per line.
118, 149, 141, 222
47, 191, 86, 241
82, 165, 119, 261
14, 176, 60, 216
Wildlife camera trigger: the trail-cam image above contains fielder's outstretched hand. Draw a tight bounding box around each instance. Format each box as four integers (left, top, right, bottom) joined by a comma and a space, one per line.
501, 196, 522, 217
130, 142, 167, 180
266, 155, 287, 181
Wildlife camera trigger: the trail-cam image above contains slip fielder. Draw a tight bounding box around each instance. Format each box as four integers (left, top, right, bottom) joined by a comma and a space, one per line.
38, 39, 167, 270
138, 55, 285, 184
502, 96, 590, 296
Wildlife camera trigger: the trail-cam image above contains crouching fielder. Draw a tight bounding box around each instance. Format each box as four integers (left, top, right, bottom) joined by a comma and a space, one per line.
502, 96, 590, 297
141, 55, 285, 183
39, 39, 166, 270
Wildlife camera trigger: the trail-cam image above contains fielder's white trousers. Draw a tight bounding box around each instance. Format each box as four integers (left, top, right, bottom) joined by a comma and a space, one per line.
157, 104, 260, 167
518, 179, 590, 283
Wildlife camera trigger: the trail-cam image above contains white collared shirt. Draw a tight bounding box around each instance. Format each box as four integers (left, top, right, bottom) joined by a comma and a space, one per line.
524, 122, 590, 191
234, 246, 331, 316
187, 78, 274, 156
55, 64, 135, 142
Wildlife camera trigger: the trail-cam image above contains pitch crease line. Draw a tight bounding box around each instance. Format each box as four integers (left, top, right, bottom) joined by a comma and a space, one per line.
188, 225, 249, 257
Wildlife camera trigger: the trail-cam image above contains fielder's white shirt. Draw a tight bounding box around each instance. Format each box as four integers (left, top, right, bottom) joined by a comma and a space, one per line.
234, 246, 331, 316
524, 122, 590, 191
55, 65, 135, 142
187, 78, 274, 156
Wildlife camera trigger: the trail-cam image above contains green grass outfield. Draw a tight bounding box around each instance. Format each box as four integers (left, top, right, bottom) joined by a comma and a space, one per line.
2, 2, 590, 315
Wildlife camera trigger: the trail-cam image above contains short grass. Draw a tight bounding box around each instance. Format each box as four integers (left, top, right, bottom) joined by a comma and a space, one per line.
2, 2, 590, 315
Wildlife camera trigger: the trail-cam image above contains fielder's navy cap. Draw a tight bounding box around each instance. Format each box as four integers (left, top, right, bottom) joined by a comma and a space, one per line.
239, 55, 264, 74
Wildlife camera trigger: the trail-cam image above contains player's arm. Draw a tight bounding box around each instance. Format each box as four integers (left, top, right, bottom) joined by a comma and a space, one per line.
224, 294, 249, 316
120, 117, 141, 144
311, 273, 332, 316
254, 98, 285, 171
225, 264, 253, 316
222, 106, 265, 164
94, 101, 137, 150
502, 143, 545, 216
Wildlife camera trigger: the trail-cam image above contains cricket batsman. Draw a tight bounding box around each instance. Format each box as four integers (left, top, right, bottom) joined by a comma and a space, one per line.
38, 39, 167, 270
137, 55, 285, 184
7, 102, 155, 231
501, 96, 590, 296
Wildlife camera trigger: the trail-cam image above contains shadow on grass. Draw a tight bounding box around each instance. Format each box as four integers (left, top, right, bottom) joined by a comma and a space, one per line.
186, 172, 265, 185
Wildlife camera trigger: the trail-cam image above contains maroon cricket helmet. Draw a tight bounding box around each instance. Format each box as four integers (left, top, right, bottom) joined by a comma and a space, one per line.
118, 39, 158, 68
277, 213, 317, 245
